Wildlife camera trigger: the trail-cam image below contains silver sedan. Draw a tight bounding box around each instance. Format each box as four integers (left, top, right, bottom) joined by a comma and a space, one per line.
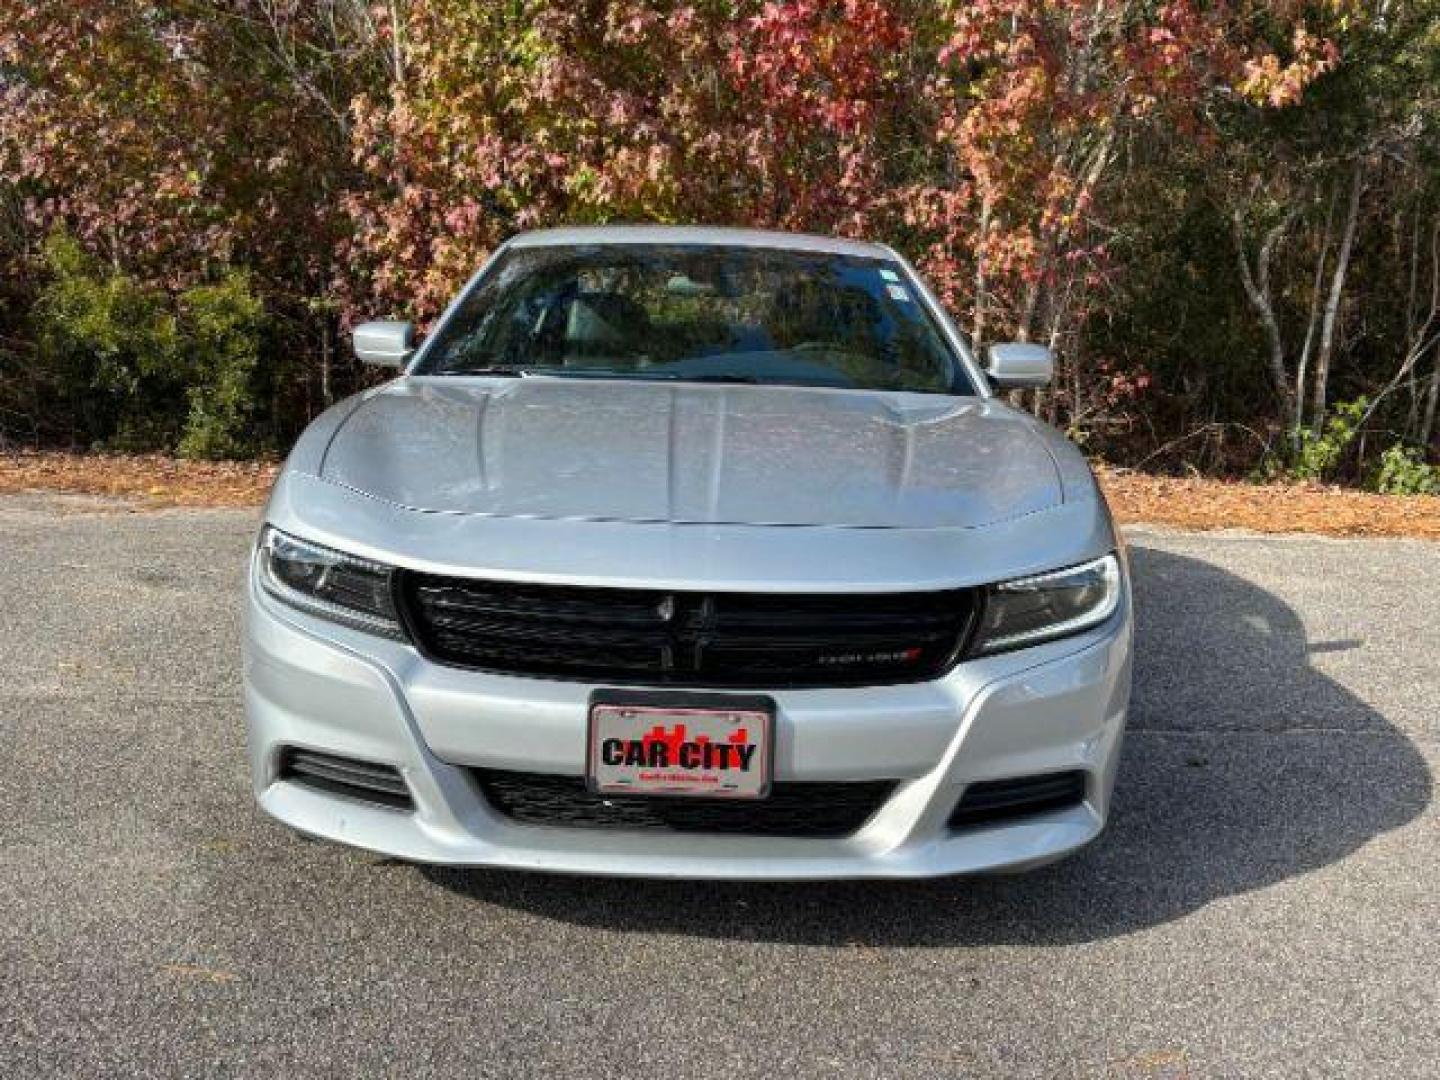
243, 226, 1132, 879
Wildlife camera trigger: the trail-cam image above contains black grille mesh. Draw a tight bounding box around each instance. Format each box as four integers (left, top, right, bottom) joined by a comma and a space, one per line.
280, 748, 413, 810
399, 574, 976, 687
475, 770, 895, 838
949, 771, 1087, 829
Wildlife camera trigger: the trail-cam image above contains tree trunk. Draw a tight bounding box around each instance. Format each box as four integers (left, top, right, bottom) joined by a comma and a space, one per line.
1232, 208, 1298, 433
389, 0, 406, 84
972, 197, 992, 348
1404, 201, 1424, 435
1357, 217, 1440, 433
1311, 158, 1365, 432
1421, 346, 1440, 448
320, 315, 334, 408
1295, 186, 1338, 450
1017, 126, 1117, 346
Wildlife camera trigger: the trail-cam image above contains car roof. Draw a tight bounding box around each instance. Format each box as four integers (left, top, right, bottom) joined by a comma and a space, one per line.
505, 225, 896, 260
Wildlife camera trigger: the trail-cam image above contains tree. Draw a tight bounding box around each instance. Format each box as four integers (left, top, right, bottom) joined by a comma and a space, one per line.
2, 0, 1438, 481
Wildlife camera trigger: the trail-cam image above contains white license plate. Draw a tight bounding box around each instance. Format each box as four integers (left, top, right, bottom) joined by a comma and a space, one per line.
587, 693, 774, 799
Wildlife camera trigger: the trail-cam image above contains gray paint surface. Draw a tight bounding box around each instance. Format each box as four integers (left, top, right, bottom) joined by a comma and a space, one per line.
0, 498, 1434, 1077
320, 379, 1064, 527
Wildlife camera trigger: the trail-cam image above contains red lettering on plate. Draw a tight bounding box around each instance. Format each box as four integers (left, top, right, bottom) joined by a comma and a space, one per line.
624, 717, 760, 777
640, 723, 689, 762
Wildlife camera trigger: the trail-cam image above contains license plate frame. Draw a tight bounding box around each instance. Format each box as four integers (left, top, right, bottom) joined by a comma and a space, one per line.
586, 690, 776, 800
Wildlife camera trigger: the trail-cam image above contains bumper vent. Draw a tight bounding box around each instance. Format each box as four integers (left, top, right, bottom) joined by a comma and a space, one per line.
949, 770, 1087, 830
399, 574, 977, 688
475, 769, 895, 838
279, 748, 413, 811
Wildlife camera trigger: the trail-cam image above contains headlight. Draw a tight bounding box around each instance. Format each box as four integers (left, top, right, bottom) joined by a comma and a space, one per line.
256, 526, 404, 638
971, 553, 1122, 655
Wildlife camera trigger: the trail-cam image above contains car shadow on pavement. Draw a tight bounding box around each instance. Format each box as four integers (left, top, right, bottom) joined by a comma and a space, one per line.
421, 544, 1432, 947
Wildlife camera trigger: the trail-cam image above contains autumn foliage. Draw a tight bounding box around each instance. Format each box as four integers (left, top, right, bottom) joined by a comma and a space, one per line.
2, 1, 1437, 486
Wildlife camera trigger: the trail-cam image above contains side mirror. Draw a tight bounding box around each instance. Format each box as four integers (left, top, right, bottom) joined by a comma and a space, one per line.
353, 320, 415, 368
984, 342, 1054, 390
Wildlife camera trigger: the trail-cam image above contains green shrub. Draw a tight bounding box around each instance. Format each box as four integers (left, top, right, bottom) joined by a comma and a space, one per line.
1290, 398, 1368, 482
31, 232, 271, 457
1257, 398, 1371, 484
33, 233, 184, 448
1373, 444, 1440, 496
176, 273, 266, 459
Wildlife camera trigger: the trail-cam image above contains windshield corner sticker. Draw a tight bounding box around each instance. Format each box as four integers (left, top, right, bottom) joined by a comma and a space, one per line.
886, 283, 912, 302
878, 267, 901, 282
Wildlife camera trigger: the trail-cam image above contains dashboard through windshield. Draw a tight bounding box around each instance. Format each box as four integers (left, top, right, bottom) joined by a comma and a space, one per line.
419, 244, 976, 396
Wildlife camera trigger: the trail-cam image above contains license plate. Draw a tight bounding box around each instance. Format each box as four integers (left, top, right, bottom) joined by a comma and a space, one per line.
587, 691, 774, 799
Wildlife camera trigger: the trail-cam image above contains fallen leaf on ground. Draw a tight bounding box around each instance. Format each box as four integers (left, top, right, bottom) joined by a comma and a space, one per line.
1097, 466, 1440, 540
0, 452, 278, 508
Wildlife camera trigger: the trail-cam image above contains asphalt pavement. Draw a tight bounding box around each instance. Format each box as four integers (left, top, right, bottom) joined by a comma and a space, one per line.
0, 493, 1435, 1077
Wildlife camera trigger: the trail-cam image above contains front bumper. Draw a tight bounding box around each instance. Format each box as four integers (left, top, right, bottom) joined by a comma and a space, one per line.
243, 578, 1132, 880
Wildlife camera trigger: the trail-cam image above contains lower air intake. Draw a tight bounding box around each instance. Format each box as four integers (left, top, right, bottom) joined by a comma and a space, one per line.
280, 748, 413, 811
949, 770, 1087, 829
475, 769, 894, 838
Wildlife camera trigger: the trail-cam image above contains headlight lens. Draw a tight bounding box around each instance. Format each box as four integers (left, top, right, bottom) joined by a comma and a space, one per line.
971, 553, 1122, 655
256, 526, 403, 638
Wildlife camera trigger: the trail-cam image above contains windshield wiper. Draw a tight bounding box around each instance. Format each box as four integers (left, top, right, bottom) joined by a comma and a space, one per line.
440, 364, 535, 377
656, 373, 764, 385
440, 366, 768, 384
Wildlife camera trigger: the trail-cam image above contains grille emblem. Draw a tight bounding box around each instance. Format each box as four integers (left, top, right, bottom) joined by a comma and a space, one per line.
656, 595, 677, 622
817, 646, 925, 666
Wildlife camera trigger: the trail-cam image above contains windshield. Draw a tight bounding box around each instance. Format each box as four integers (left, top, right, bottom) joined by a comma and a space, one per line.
418, 244, 975, 395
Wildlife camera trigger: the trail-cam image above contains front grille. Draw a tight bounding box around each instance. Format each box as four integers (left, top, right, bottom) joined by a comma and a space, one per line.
399, 574, 977, 688
475, 769, 895, 838
949, 770, 1087, 830
279, 748, 413, 811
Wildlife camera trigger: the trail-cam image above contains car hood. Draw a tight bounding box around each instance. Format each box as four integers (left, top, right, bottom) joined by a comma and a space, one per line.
317, 377, 1064, 529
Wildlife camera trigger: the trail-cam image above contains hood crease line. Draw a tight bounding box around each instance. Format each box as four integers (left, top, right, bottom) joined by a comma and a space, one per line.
706, 389, 728, 521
